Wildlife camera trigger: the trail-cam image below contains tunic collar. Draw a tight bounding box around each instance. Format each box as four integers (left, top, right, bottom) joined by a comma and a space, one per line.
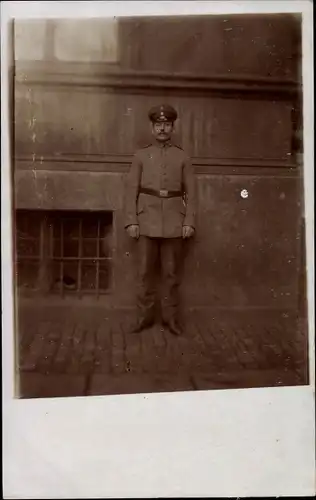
152, 139, 173, 148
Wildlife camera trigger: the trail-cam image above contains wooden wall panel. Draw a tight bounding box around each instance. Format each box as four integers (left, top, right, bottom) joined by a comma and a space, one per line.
180, 175, 302, 308
14, 85, 293, 159
14, 170, 124, 211
119, 14, 301, 79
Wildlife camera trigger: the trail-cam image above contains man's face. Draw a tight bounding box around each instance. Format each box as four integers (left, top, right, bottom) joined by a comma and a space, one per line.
151, 121, 174, 142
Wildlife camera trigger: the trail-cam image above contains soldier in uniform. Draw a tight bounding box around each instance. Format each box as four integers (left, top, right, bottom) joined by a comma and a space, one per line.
125, 104, 196, 335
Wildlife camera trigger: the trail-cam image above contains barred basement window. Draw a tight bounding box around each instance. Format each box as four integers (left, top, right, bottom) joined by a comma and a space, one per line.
16, 210, 113, 297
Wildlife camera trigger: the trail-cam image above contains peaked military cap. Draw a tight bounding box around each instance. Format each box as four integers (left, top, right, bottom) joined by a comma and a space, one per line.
148, 104, 178, 123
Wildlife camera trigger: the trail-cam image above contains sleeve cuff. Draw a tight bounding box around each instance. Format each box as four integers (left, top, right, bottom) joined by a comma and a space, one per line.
184, 217, 195, 228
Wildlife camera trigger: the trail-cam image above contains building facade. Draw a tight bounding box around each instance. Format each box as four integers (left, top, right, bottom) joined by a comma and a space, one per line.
13, 15, 305, 316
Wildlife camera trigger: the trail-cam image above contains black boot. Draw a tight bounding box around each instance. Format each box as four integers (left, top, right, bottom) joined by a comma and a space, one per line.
131, 317, 154, 333
165, 318, 182, 336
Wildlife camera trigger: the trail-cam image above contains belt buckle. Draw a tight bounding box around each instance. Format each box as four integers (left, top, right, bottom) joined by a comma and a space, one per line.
160, 189, 168, 198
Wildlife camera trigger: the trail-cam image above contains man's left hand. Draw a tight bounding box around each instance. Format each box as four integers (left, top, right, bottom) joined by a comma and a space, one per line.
182, 225, 195, 239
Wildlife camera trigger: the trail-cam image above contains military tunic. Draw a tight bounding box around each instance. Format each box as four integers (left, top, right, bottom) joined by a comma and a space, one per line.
125, 141, 196, 237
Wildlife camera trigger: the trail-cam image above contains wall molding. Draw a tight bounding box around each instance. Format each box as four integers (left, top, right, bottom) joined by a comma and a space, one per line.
14, 61, 301, 97
14, 154, 300, 177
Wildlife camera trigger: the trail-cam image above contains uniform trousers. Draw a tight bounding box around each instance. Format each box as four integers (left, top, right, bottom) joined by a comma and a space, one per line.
136, 236, 183, 323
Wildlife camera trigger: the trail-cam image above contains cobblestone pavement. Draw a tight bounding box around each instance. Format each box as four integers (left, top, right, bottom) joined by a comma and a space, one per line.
16, 305, 309, 398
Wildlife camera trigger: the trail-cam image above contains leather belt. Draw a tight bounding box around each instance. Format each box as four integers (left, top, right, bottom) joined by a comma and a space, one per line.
139, 187, 182, 198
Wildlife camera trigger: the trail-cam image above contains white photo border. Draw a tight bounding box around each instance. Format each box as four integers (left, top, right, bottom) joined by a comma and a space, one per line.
2, 1, 315, 498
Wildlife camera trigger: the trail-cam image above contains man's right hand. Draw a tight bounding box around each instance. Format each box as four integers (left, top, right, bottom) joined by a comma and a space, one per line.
126, 224, 140, 239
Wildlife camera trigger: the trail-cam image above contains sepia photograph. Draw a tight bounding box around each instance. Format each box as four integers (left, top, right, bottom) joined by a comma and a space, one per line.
10, 12, 308, 400
2, 2, 315, 498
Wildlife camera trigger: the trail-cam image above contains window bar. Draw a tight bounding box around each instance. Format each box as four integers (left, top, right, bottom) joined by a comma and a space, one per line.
50, 256, 109, 260
60, 219, 64, 297
38, 217, 45, 291
96, 218, 100, 299
49, 220, 54, 294
39, 217, 44, 259
49, 220, 53, 259
77, 218, 83, 298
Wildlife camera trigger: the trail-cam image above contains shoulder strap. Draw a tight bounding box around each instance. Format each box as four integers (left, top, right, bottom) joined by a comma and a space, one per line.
172, 143, 184, 150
